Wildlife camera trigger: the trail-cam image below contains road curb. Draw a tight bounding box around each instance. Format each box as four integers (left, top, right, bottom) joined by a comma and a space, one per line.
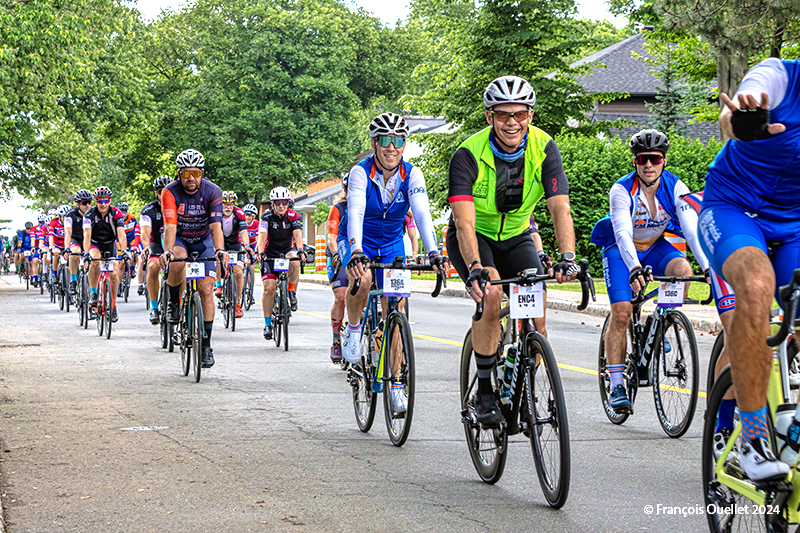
299, 274, 723, 333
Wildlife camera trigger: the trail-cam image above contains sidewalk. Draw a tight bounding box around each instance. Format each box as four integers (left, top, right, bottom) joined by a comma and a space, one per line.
299, 273, 723, 333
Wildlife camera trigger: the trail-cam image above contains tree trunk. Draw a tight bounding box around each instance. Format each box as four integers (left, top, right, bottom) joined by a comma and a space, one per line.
715, 45, 748, 141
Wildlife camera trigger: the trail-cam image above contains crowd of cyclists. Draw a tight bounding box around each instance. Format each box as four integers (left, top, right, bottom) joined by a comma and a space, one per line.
2, 58, 798, 523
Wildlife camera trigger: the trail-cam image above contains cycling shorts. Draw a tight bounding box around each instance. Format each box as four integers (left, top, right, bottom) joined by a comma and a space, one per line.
337, 238, 404, 291
69, 240, 84, 252
447, 226, 545, 288
327, 255, 348, 290
699, 202, 800, 306
708, 267, 735, 316
173, 234, 215, 259
603, 237, 684, 305
149, 240, 164, 257
90, 241, 118, 257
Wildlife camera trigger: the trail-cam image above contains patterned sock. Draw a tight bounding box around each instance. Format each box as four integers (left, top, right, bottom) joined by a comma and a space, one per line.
608, 364, 626, 389
203, 321, 213, 347
740, 406, 770, 442
716, 399, 737, 432
332, 320, 342, 343
474, 352, 496, 394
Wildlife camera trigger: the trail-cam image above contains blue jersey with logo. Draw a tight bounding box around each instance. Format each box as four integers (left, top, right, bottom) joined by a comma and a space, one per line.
704, 59, 800, 221
17, 230, 31, 250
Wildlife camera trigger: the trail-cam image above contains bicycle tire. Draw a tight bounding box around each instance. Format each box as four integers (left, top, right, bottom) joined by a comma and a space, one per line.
81, 275, 89, 329
382, 311, 415, 447
104, 280, 113, 339
525, 332, 570, 508
159, 281, 169, 350
223, 276, 231, 329
707, 331, 725, 404
50, 273, 56, 303
58, 274, 65, 310
179, 297, 190, 376
652, 310, 698, 438
597, 315, 635, 425
192, 292, 203, 383
244, 267, 254, 311
230, 272, 237, 332
96, 282, 105, 337
123, 266, 130, 303
282, 281, 289, 352
460, 327, 508, 484
39, 264, 44, 295
62, 268, 70, 313
352, 315, 377, 432
273, 286, 282, 348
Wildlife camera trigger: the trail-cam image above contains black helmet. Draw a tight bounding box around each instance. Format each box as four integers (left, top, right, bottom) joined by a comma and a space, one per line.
24, 222, 33, 229
118, 202, 129, 212
629, 129, 669, 154
153, 176, 171, 190
74, 189, 92, 203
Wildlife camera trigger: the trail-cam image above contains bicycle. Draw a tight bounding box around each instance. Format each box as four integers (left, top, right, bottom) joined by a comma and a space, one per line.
597, 266, 709, 438
167, 254, 217, 383
346, 256, 445, 447
47, 251, 58, 304
242, 253, 256, 312
74, 255, 90, 329
460, 260, 595, 508
19, 251, 30, 290
84, 253, 118, 339
118, 254, 131, 303
56, 254, 70, 312
0, 252, 9, 275
261, 253, 304, 352
37, 253, 45, 294
219, 250, 246, 332
157, 265, 174, 353
702, 269, 800, 533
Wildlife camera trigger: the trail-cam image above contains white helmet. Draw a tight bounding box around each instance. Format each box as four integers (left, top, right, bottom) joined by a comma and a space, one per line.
243, 204, 258, 215
269, 187, 292, 201
57, 205, 70, 216
483, 75, 536, 109
176, 149, 205, 169
368, 112, 410, 139
48, 208, 57, 217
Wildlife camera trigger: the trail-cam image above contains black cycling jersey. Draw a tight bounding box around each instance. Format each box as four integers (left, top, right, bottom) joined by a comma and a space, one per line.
83, 205, 125, 245
64, 206, 86, 243
140, 200, 165, 243
259, 209, 302, 255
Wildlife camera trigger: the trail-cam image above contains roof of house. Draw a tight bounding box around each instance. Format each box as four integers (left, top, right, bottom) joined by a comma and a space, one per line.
292, 182, 342, 212
592, 112, 720, 144
573, 33, 658, 97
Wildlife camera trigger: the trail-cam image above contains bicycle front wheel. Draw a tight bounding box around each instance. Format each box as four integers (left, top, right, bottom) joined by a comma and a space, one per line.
282, 284, 289, 352
653, 310, 699, 438
525, 332, 570, 508
352, 315, 377, 432
81, 275, 89, 329
223, 277, 231, 329
123, 267, 130, 303
104, 280, 113, 339
62, 268, 70, 313
191, 293, 203, 382
460, 327, 507, 484
230, 273, 237, 332
382, 311, 415, 447
244, 267, 254, 311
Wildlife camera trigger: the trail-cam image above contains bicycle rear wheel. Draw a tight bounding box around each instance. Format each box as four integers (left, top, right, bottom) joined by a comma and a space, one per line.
191, 292, 203, 382
273, 290, 282, 348
653, 310, 698, 438
352, 315, 377, 432
707, 330, 725, 404
597, 315, 636, 424
382, 311, 415, 447
244, 267, 254, 311
159, 281, 169, 349
104, 281, 113, 339
62, 268, 70, 313
81, 275, 89, 329
460, 328, 508, 484
123, 265, 130, 303
525, 332, 570, 508
58, 277, 65, 310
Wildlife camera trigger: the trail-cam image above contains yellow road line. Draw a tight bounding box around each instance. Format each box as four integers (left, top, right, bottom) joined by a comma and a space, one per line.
298, 309, 707, 397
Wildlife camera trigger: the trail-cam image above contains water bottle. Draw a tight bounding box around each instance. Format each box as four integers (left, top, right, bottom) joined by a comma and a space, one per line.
775, 403, 799, 466
503, 347, 518, 389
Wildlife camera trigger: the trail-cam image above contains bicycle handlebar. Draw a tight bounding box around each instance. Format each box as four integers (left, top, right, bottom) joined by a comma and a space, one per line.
472, 258, 595, 322
768, 268, 800, 347
259, 253, 305, 275
348, 256, 446, 298
638, 266, 713, 305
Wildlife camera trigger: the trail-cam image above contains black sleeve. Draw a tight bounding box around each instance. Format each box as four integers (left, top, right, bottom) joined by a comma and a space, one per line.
448, 147, 479, 202
541, 140, 569, 198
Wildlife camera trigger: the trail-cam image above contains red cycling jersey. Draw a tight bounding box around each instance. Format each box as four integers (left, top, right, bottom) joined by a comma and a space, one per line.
48, 218, 65, 248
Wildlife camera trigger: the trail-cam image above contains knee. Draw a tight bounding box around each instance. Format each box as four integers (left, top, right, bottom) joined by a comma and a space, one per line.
610, 304, 632, 328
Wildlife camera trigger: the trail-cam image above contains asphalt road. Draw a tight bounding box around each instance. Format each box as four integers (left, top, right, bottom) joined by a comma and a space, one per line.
0, 273, 719, 532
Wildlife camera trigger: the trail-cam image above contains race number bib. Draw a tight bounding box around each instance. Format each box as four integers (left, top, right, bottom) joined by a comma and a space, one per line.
227, 252, 239, 266
384, 269, 411, 298
100, 260, 113, 273
23, 251, 31, 257
274, 258, 289, 272
509, 283, 544, 319
60, 255, 68, 265
657, 282, 684, 307
186, 262, 205, 280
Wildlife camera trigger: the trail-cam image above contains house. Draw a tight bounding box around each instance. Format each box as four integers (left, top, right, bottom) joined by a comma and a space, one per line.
573, 32, 720, 142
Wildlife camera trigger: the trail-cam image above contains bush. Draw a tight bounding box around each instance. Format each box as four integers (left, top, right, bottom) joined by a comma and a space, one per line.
533, 132, 724, 274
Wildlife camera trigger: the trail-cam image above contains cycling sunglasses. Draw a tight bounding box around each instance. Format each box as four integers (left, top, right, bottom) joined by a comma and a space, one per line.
78, 200, 91, 206
634, 154, 665, 166
180, 169, 203, 179
376, 135, 405, 149
272, 199, 289, 207
96, 198, 111, 205
491, 109, 531, 123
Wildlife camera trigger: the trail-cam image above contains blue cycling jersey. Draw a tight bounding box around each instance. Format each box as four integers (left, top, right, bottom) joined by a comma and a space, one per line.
704, 59, 800, 221
17, 230, 31, 250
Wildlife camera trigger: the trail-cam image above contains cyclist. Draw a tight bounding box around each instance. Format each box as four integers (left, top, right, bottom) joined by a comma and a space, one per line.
30, 213, 48, 287
63, 189, 94, 295
256, 187, 306, 340
242, 203, 259, 306
160, 149, 226, 369
697, 57, 798, 481
286, 197, 303, 311
16, 222, 35, 278
325, 176, 348, 363
590, 128, 710, 413
214, 191, 249, 319
40, 210, 57, 284
47, 205, 69, 284
117, 202, 140, 289
140, 176, 170, 324
82, 186, 129, 323
448, 76, 578, 426
339, 112, 444, 414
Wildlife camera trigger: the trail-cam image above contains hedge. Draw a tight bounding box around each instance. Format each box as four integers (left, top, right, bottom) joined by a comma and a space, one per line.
532, 132, 725, 274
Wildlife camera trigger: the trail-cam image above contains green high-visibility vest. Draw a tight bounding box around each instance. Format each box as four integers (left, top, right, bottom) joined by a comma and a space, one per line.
459, 126, 551, 240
